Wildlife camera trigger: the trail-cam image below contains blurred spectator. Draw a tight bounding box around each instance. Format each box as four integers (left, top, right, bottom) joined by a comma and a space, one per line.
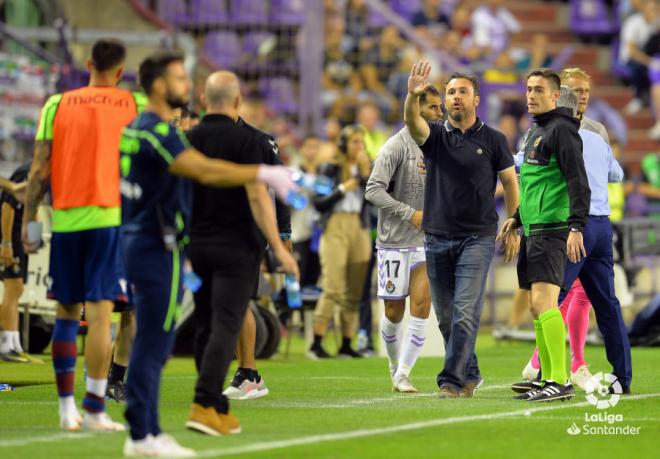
345, 0, 371, 66
322, 20, 362, 122
411, 0, 450, 38
356, 101, 390, 160
470, 0, 521, 57
482, 52, 518, 84
641, 29, 660, 139
291, 134, 323, 288
618, 0, 658, 114
310, 125, 372, 359
498, 113, 521, 153
514, 33, 553, 73
359, 26, 403, 119
441, 29, 476, 66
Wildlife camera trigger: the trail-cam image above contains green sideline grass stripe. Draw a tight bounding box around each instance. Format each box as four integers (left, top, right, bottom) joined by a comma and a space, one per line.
195, 393, 660, 458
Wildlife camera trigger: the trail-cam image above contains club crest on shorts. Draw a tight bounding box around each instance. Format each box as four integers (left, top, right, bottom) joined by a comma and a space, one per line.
385, 280, 396, 294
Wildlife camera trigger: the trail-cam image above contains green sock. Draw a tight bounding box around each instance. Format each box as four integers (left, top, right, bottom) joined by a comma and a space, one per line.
534, 319, 551, 381
540, 308, 568, 385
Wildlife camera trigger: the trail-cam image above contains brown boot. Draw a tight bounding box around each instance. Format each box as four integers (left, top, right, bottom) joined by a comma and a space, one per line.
186, 403, 241, 436
460, 379, 483, 398
437, 385, 460, 399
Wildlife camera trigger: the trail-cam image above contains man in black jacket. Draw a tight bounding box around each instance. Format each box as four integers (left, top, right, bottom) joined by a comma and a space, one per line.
499, 68, 590, 403
185, 71, 298, 435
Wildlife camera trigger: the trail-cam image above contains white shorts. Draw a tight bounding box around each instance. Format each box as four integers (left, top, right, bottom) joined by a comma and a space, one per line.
376, 246, 426, 300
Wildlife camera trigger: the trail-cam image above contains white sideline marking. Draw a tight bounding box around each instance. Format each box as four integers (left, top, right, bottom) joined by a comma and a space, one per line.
0, 432, 96, 447
195, 393, 660, 458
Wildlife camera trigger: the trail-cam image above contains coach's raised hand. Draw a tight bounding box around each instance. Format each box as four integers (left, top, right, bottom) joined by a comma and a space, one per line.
404, 61, 432, 145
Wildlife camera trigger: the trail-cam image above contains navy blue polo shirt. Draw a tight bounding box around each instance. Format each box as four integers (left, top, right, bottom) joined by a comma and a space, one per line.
420, 118, 513, 237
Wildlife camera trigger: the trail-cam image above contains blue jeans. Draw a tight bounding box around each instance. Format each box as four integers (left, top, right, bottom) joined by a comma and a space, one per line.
425, 233, 496, 390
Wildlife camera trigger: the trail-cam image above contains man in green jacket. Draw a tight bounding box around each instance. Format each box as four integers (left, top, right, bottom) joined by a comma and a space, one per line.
498, 68, 591, 403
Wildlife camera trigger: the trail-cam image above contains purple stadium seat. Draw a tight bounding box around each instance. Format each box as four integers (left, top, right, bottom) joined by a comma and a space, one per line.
259, 77, 298, 114
190, 0, 228, 25
203, 31, 242, 69
367, 6, 389, 28
243, 32, 277, 56
389, 0, 421, 22
570, 0, 616, 36
157, 0, 189, 26
229, 0, 269, 25
270, 0, 306, 25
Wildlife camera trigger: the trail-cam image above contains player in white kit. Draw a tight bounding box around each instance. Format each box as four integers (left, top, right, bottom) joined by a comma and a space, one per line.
365, 85, 443, 392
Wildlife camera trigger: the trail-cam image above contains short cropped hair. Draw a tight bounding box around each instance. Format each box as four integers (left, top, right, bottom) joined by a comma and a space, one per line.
91, 39, 126, 72
444, 72, 479, 96
557, 86, 578, 117
560, 67, 591, 83
420, 84, 441, 105
526, 68, 561, 91
138, 52, 184, 95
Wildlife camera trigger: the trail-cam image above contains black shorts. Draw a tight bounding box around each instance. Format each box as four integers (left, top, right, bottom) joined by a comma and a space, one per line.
517, 233, 568, 290
0, 243, 28, 283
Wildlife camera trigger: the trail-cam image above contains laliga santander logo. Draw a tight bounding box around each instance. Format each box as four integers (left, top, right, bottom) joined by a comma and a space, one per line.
584, 372, 622, 410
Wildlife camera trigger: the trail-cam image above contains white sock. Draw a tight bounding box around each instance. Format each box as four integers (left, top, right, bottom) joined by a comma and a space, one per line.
11, 331, 23, 353
86, 377, 107, 399
59, 395, 78, 417
0, 331, 10, 353
397, 316, 428, 378
380, 314, 402, 376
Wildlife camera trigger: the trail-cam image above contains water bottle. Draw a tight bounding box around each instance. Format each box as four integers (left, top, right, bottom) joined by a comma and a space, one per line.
357, 329, 369, 352
292, 172, 333, 196
0, 383, 14, 392
286, 190, 308, 210
183, 269, 202, 293
285, 274, 302, 309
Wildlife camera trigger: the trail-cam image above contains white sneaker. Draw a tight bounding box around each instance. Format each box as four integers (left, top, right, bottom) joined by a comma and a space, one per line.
570, 365, 593, 391
392, 373, 418, 393
124, 435, 156, 456
82, 411, 126, 432
624, 98, 644, 115
60, 410, 83, 431
223, 376, 269, 400
649, 121, 660, 140
521, 360, 540, 382
152, 433, 196, 457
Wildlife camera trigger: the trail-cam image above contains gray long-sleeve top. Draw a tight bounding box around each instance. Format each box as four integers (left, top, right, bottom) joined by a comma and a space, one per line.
365, 127, 425, 248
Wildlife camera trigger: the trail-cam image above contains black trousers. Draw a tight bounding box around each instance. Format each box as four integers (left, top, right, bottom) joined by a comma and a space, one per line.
190, 240, 260, 413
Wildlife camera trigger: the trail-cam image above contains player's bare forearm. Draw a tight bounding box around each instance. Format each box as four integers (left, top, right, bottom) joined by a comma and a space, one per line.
246, 182, 285, 253
404, 93, 429, 145
1, 203, 14, 243
24, 141, 52, 222
499, 167, 520, 218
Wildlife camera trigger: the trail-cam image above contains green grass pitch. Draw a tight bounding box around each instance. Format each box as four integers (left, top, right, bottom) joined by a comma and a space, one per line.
1, 334, 658, 458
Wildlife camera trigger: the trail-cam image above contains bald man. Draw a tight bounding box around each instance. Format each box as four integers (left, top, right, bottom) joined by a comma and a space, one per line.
185, 71, 296, 435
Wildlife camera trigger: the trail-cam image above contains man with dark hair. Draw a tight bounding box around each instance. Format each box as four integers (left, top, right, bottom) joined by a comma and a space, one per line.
120, 53, 297, 455
366, 85, 442, 392
22, 38, 145, 432
498, 68, 591, 403
404, 61, 520, 398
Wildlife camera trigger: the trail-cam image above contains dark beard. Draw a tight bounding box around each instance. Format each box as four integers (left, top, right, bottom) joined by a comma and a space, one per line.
165, 90, 187, 109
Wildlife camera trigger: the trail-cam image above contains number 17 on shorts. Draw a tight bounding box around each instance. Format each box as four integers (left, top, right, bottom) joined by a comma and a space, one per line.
376, 248, 425, 300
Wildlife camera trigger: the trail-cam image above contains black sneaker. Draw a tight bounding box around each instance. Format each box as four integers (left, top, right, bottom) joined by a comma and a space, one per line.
527, 381, 575, 403
228, 369, 250, 389
609, 384, 631, 395
337, 347, 363, 358
307, 345, 332, 360
513, 381, 543, 400
511, 380, 537, 394
106, 380, 127, 403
